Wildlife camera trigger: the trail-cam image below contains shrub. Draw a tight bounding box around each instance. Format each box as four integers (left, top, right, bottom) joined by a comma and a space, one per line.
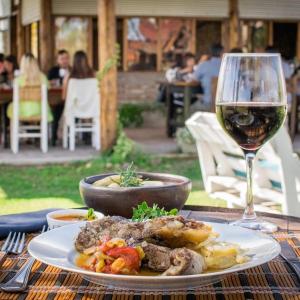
119, 103, 144, 128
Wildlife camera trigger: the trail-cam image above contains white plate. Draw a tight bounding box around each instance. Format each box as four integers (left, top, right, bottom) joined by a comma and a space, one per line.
28, 222, 280, 292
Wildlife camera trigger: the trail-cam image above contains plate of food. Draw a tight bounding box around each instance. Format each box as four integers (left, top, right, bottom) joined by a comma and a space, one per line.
28, 205, 280, 292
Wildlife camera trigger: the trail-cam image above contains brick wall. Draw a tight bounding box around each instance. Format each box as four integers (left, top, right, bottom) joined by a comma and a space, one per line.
117, 71, 165, 103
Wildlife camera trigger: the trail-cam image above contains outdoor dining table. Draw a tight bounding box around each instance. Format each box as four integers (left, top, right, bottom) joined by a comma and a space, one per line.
0, 88, 63, 148
158, 81, 203, 137
0, 205, 299, 299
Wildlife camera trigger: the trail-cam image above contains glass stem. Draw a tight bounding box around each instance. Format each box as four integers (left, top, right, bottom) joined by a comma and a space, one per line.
243, 152, 257, 220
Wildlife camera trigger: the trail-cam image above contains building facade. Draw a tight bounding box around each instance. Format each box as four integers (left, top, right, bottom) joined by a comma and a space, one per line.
1, 0, 300, 102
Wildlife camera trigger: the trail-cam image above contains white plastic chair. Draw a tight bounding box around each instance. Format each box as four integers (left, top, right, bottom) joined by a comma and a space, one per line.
63, 78, 100, 151
186, 112, 300, 217
10, 80, 48, 154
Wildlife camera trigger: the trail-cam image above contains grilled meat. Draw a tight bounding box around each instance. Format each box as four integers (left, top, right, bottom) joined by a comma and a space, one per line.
162, 248, 206, 276
75, 215, 210, 275
141, 241, 171, 272
141, 241, 206, 275
75, 215, 213, 252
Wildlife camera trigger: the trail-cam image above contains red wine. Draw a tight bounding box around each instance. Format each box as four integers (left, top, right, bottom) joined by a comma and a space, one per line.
216, 103, 286, 152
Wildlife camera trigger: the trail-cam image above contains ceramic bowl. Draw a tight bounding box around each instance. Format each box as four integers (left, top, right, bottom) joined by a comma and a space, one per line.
79, 172, 192, 218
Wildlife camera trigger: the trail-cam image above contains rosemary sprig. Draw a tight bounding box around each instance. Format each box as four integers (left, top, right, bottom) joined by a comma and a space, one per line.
118, 162, 142, 187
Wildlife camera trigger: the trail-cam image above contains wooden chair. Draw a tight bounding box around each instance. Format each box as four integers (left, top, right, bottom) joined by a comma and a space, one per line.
165, 81, 203, 137
186, 112, 300, 217
10, 81, 48, 153
63, 78, 100, 151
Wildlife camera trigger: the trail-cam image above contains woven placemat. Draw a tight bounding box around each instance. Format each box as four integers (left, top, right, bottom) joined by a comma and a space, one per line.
0, 209, 299, 300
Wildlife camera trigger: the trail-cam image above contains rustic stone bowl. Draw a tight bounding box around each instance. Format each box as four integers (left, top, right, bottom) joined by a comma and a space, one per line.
79, 172, 192, 218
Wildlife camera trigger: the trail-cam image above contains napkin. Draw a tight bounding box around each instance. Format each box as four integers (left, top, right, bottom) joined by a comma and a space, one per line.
0, 208, 59, 238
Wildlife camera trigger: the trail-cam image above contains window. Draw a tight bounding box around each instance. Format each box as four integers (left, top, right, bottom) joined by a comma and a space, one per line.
127, 18, 158, 71
0, 0, 10, 53
196, 21, 221, 56
160, 18, 193, 70
30, 22, 38, 59
0, 18, 9, 54
55, 17, 89, 59
241, 21, 268, 52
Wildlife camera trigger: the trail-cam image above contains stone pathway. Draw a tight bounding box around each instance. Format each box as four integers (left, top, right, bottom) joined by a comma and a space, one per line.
0, 146, 99, 165
125, 127, 178, 154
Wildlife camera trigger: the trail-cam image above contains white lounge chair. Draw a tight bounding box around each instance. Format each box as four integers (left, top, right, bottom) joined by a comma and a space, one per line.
186, 112, 300, 217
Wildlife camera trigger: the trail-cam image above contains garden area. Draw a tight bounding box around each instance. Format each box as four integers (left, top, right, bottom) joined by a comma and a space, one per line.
0, 129, 225, 214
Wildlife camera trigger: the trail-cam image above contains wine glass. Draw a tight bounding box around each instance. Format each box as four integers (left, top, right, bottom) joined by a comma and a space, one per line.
215, 53, 287, 233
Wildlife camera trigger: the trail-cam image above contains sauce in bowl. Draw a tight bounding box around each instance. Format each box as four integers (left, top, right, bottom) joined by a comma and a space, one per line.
53, 215, 87, 221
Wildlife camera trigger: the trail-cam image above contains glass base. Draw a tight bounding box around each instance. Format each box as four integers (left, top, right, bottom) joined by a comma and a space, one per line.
230, 218, 277, 233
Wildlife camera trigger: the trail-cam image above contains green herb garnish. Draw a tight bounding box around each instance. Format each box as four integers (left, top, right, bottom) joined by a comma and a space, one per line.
132, 201, 178, 222
86, 208, 96, 221
118, 162, 142, 187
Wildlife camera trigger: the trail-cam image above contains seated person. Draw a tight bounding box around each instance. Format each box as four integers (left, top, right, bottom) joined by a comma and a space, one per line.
62, 50, 95, 99
48, 49, 71, 86
265, 45, 293, 79
192, 43, 224, 109
165, 55, 184, 83
3, 55, 19, 87
62, 50, 95, 145
175, 53, 197, 82
48, 49, 71, 146
0, 53, 5, 85
7, 53, 53, 122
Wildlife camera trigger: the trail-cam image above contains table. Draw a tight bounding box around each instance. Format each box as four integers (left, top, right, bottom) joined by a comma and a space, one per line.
0, 206, 299, 299
0, 88, 63, 148
158, 81, 203, 137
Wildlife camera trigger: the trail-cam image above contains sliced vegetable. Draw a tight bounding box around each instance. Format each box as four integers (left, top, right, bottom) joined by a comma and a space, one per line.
106, 246, 141, 273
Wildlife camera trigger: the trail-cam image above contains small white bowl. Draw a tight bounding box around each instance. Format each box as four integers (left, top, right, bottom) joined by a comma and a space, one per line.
46, 209, 104, 229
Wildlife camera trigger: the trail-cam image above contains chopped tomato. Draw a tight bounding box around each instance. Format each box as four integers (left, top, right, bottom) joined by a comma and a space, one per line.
106, 247, 140, 272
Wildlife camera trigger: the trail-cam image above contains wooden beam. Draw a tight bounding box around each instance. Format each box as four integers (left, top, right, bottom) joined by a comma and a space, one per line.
98, 0, 118, 151
157, 18, 162, 72
221, 20, 229, 52
229, 0, 240, 49
191, 19, 196, 54
87, 18, 94, 66
297, 22, 300, 61
268, 21, 273, 46
122, 18, 128, 71
16, 0, 25, 62
39, 0, 52, 72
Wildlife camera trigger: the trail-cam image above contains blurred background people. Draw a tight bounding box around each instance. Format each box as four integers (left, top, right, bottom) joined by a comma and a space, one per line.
197, 53, 210, 65
48, 49, 71, 86
3, 55, 19, 87
265, 45, 293, 79
62, 50, 95, 144
193, 43, 224, 109
6, 53, 52, 122
62, 50, 95, 100
0, 53, 5, 85
175, 53, 196, 82
48, 49, 70, 146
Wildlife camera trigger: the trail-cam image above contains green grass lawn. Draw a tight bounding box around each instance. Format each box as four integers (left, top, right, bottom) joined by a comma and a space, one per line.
0, 155, 226, 215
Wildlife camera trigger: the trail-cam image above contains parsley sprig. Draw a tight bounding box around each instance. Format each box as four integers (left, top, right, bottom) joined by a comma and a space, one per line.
86, 208, 97, 221
132, 201, 178, 222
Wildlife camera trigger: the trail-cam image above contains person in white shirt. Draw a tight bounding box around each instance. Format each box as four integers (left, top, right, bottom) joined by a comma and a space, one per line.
265, 46, 293, 79
193, 43, 224, 108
